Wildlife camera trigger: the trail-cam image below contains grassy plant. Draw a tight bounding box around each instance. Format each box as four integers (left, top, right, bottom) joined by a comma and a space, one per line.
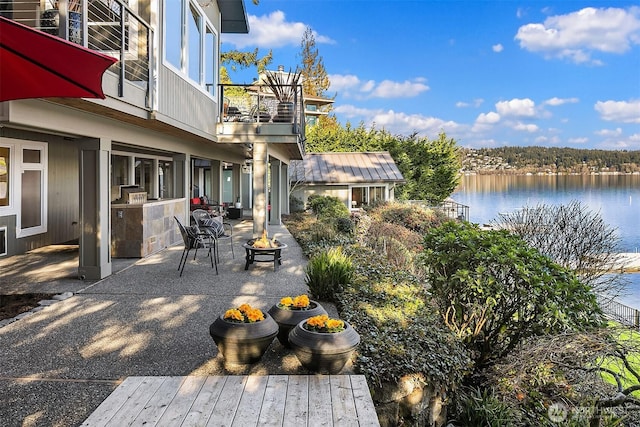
305, 247, 354, 302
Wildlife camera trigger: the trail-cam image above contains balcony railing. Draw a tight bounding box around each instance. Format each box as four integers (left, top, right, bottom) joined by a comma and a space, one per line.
408, 199, 470, 221
1, 0, 152, 107
220, 84, 305, 131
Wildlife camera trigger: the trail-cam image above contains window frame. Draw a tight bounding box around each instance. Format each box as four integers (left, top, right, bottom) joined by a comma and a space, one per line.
162, 0, 218, 98
16, 141, 48, 238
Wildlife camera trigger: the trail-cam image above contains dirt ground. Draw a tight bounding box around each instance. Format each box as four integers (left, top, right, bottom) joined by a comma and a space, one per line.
0, 294, 54, 320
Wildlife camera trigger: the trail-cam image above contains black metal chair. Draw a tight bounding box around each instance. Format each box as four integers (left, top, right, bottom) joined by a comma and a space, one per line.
192, 209, 234, 262
175, 216, 217, 276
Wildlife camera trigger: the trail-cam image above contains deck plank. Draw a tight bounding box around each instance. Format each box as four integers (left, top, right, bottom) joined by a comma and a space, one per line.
231, 375, 268, 427
330, 375, 359, 426
308, 375, 333, 427
206, 375, 245, 427
100, 376, 166, 426
156, 376, 207, 426
182, 376, 226, 426
82, 375, 379, 427
350, 375, 380, 426
282, 375, 309, 427
80, 376, 145, 427
257, 375, 289, 426
130, 376, 186, 426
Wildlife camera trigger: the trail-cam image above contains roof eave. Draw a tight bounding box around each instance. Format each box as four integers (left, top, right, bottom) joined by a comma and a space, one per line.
218, 0, 250, 33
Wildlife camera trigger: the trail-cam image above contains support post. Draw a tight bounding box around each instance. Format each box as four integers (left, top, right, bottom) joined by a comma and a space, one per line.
78, 138, 112, 280
252, 142, 268, 236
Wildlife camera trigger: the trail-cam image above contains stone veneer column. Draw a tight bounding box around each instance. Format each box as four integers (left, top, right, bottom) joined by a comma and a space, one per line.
78, 137, 112, 280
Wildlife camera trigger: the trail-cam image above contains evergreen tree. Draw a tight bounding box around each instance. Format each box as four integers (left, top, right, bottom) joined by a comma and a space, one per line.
298, 26, 331, 99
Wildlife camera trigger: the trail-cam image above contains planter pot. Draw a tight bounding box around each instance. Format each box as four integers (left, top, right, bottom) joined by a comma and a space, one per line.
209, 313, 278, 364
274, 101, 294, 123
289, 320, 360, 374
267, 300, 327, 348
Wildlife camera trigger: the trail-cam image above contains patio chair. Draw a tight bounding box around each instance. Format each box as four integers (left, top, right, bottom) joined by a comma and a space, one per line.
192, 209, 234, 261
175, 216, 217, 276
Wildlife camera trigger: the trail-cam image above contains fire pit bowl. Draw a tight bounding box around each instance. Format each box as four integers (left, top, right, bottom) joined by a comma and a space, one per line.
243, 238, 288, 271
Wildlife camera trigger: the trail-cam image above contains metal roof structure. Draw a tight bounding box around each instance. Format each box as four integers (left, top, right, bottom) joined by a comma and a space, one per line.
290, 152, 405, 185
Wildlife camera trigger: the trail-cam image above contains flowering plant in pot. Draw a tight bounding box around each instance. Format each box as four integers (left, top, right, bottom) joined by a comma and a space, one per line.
267, 294, 327, 347
289, 314, 360, 374
209, 303, 278, 364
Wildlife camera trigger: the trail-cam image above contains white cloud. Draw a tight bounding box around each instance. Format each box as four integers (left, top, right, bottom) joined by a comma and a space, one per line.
329, 74, 428, 99
222, 11, 334, 48
370, 79, 429, 98
568, 137, 589, 144
594, 100, 640, 123
595, 128, 623, 137
515, 6, 640, 64
544, 97, 579, 106
333, 105, 461, 136
476, 112, 501, 125
495, 98, 537, 117
492, 44, 504, 53
471, 112, 501, 133
513, 122, 539, 132
456, 99, 484, 108
328, 74, 361, 93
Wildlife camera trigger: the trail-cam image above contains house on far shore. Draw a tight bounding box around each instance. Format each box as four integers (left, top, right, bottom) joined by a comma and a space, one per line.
290, 152, 405, 210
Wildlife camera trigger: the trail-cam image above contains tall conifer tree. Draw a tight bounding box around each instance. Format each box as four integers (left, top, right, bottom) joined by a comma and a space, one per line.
298, 26, 330, 99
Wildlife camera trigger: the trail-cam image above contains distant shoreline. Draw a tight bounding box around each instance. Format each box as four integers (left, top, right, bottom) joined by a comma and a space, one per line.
462, 171, 640, 176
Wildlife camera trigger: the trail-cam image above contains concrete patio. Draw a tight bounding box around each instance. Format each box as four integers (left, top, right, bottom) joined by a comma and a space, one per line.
0, 220, 360, 426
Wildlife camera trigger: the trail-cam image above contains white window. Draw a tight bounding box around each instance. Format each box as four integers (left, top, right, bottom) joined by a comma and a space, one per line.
0, 139, 48, 238
163, 0, 218, 96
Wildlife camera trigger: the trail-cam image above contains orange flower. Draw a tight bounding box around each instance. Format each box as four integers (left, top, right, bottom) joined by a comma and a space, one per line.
326, 319, 344, 331
279, 297, 294, 307
246, 308, 265, 322
305, 314, 345, 333
224, 309, 244, 322
293, 294, 310, 308
278, 294, 311, 310
307, 314, 329, 328
224, 304, 265, 323
238, 303, 253, 314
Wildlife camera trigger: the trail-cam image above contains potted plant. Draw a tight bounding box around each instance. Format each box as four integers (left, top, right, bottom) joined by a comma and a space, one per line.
209, 303, 278, 365
41, 0, 83, 44
267, 294, 327, 347
289, 314, 360, 374
263, 68, 301, 123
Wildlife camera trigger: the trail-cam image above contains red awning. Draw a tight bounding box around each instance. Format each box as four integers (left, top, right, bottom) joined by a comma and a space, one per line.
0, 15, 118, 102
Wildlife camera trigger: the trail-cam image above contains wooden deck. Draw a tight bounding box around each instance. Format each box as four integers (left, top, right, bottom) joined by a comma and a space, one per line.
81, 375, 380, 426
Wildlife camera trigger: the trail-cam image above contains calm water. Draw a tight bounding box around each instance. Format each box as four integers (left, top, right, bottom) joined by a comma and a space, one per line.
450, 174, 640, 306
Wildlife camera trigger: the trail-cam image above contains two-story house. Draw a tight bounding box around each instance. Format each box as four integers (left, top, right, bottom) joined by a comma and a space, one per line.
0, 0, 305, 280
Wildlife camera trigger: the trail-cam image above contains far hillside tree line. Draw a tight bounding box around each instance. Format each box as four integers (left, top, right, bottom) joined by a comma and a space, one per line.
464, 146, 640, 174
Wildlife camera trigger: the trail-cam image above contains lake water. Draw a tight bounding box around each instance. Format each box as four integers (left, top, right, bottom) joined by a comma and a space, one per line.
450, 174, 640, 307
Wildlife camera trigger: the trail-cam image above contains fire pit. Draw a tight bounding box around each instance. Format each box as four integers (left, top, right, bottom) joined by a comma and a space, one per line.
243, 231, 287, 271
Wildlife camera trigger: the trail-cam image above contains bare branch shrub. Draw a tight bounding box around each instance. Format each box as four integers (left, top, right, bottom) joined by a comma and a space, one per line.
494, 201, 626, 297
485, 327, 640, 425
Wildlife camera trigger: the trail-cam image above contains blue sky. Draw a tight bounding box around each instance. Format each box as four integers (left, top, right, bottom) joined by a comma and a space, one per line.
222, 1, 640, 150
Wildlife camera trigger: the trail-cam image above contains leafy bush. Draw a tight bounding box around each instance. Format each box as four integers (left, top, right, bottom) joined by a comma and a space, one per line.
370, 201, 445, 235
307, 195, 350, 219
450, 387, 516, 427
341, 245, 470, 391
335, 216, 355, 234
289, 195, 305, 213
305, 246, 354, 302
421, 221, 603, 368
